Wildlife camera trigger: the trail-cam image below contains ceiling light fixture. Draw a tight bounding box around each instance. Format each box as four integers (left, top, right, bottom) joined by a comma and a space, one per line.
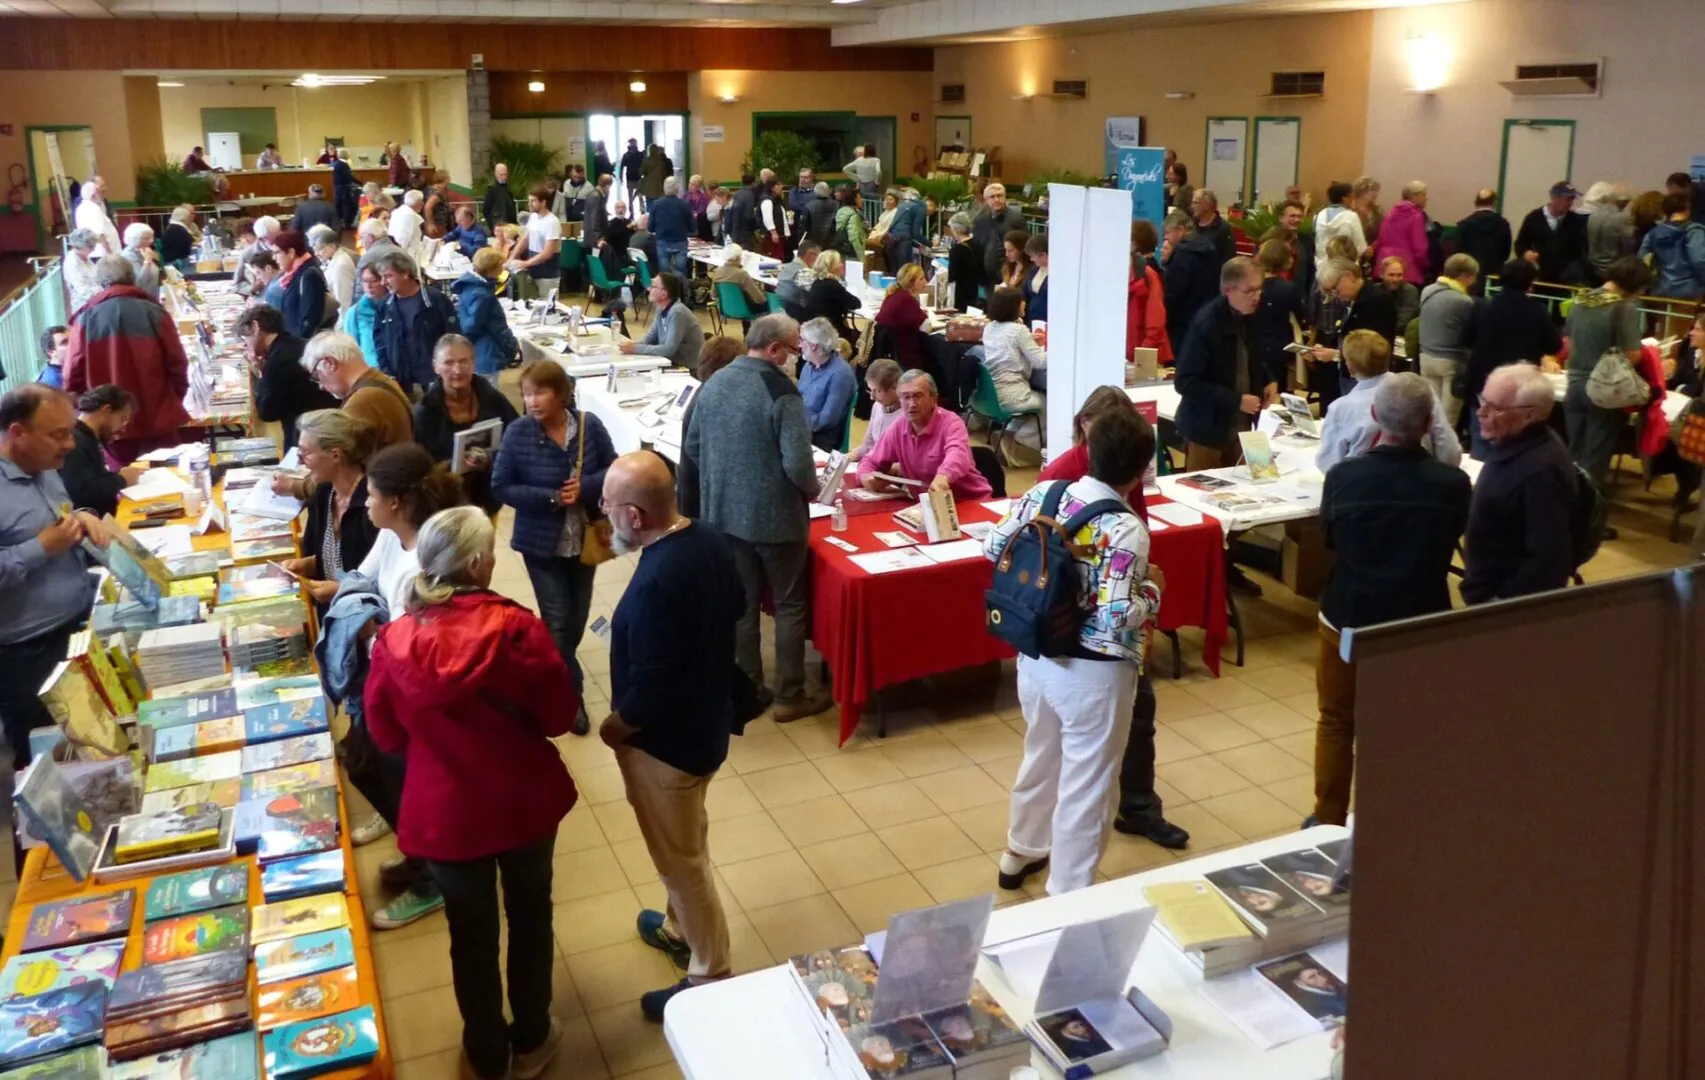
528, 80, 546, 92
157, 81, 185, 88
292, 73, 386, 88
719, 93, 739, 104
831, 0, 863, 5
629, 80, 647, 93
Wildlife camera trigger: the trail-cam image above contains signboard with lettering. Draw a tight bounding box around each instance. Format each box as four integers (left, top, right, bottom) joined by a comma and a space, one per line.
1115, 146, 1167, 225
1103, 116, 1144, 176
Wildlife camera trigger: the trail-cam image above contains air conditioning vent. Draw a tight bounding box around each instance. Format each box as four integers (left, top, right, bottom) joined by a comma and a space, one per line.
1269, 71, 1325, 97
1500, 59, 1602, 97
1051, 79, 1087, 99
939, 83, 965, 104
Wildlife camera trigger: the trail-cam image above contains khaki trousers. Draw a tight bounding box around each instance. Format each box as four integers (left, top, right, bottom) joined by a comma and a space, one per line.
1311, 623, 1356, 825
616, 745, 731, 981
1185, 440, 1241, 472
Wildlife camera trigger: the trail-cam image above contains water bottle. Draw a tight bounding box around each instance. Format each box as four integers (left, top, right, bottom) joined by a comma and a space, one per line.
832, 499, 848, 533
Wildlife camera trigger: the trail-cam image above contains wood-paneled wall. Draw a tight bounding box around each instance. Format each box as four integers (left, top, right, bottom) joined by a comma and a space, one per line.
488, 71, 688, 116
0, 18, 932, 72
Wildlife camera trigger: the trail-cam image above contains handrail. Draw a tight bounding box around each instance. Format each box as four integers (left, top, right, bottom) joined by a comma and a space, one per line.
1484, 274, 1703, 323
0, 259, 66, 395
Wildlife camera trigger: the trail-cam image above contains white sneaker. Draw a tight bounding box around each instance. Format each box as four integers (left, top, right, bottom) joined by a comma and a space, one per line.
512, 1017, 564, 1080
350, 814, 391, 846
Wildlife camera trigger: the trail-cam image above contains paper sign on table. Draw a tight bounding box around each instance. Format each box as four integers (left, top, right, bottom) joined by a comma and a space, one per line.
848, 549, 933, 575
1197, 968, 1323, 1049
916, 538, 985, 564
873, 531, 917, 549
869, 895, 993, 1023
823, 536, 858, 553
1148, 502, 1205, 528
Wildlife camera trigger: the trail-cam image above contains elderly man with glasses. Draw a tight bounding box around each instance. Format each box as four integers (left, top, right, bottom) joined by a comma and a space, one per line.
1174, 256, 1275, 471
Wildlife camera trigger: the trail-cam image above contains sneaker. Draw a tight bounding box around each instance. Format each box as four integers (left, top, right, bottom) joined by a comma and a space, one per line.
636, 910, 691, 971
771, 690, 833, 724
569, 702, 590, 737
640, 977, 694, 1023
1113, 815, 1190, 850
378, 856, 415, 893
511, 1017, 564, 1080
370, 887, 445, 930
996, 852, 1048, 891
350, 814, 391, 847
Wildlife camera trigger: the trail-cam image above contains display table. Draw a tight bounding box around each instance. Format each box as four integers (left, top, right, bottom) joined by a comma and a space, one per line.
664, 824, 1349, 1080
219, 167, 390, 201
811, 493, 1226, 744
578, 367, 697, 462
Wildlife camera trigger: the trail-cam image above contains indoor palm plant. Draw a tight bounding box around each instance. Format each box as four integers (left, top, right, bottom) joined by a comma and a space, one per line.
134, 158, 218, 208
485, 137, 565, 198
740, 132, 818, 183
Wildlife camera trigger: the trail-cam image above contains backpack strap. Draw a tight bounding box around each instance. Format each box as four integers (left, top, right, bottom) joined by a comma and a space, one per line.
1061, 498, 1135, 536
1037, 479, 1072, 521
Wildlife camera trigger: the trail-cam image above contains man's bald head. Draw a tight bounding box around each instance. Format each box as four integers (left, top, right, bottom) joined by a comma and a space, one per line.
604, 451, 680, 552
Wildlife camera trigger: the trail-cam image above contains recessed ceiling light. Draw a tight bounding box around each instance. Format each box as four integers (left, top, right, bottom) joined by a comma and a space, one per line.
157, 81, 185, 88
292, 73, 385, 88
528, 80, 545, 92
831, 0, 863, 6
629, 80, 647, 93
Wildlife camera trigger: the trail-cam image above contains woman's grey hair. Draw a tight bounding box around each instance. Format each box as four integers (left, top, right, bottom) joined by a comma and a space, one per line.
301, 330, 366, 374
409, 506, 495, 611
746, 313, 799, 352
374, 192, 396, 211
799, 317, 839, 352
122, 222, 153, 249
1163, 208, 1194, 232
948, 213, 973, 237
67, 228, 98, 252
169, 205, 195, 225
1489, 362, 1557, 416
433, 333, 474, 363
1400, 180, 1428, 200
866, 357, 902, 390
357, 218, 388, 246
306, 224, 340, 251
296, 407, 377, 465
813, 182, 830, 197
94, 255, 135, 287
663, 176, 680, 196
899, 369, 938, 395
1372, 373, 1436, 444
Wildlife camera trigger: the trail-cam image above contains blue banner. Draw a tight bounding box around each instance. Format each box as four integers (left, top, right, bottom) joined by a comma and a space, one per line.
1116, 147, 1167, 225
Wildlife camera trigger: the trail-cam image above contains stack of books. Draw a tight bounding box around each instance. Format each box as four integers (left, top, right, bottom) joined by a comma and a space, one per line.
107, 1029, 258, 1080
262, 1005, 380, 1077
0, 982, 109, 1069
0, 938, 125, 999
135, 624, 227, 689
111, 802, 225, 864
228, 622, 308, 671
92, 595, 202, 637
261, 849, 347, 903
212, 436, 280, 468
237, 783, 341, 862
104, 949, 252, 1061
215, 564, 298, 607
1173, 842, 1351, 976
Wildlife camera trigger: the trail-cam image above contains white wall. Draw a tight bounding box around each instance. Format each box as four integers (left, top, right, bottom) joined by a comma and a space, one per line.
1363, 0, 1705, 220
426, 76, 472, 189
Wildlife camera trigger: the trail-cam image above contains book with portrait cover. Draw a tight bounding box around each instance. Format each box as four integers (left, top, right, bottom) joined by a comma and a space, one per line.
240, 759, 337, 801
13, 756, 107, 882
240, 732, 333, 776
261, 851, 347, 903
1315, 838, 1348, 864
919, 981, 1029, 1073
256, 966, 361, 1031
141, 905, 251, 965
251, 894, 350, 946
19, 891, 135, 953
1260, 849, 1351, 912
0, 1045, 106, 1080
1254, 951, 1348, 1029
144, 864, 250, 922
106, 1030, 258, 1080
841, 1016, 953, 1079
261, 1005, 379, 1080
252, 928, 356, 986
0, 941, 125, 1001
0, 982, 109, 1068
1203, 863, 1323, 935
242, 698, 329, 745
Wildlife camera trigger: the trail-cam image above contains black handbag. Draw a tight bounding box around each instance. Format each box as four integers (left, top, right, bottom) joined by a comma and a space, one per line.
730, 666, 766, 736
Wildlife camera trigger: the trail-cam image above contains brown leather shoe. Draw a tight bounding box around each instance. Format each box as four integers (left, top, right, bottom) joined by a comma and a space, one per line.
771, 691, 833, 724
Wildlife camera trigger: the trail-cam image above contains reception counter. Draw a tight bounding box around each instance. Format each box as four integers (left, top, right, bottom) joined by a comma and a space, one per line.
217, 166, 392, 199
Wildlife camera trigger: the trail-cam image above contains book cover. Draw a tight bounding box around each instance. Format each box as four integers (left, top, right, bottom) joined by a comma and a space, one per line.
251, 894, 350, 946
17, 759, 139, 856
13, 757, 106, 882
0, 941, 125, 1001
106, 1029, 258, 1080
19, 891, 135, 953
68, 630, 133, 718
252, 928, 356, 986
229, 537, 297, 563
1203, 863, 1324, 934
0, 983, 108, 1068
149, 725, 199, 764
242, 698, 329, 745
1254, 951, 1347, 1028
1141, 880, 1258, 951
192, 715, 247, 757
261, 850, 346, 903
167, 577, 217, 602
216, 563, 298, 606
234, 676, 322, 714
1260, 849, 1351, 912
0, 1045, 106, 1080
144, 864, 250, 922
241, 759, 337, 800
1238, 430, 1280, 481
140, 778, 241, 815
842, 1016, 953, 1078
163, 552, 222, 581
115, 802, 224, 863
104, 996, 251, 1061
141, 905, 250, 965
252, 788, 341, 864
108, 949, 249, 1016
90, 517, 172, 611
143, 750, 243, 794
90, 812, 235, 886
106, 639, 148, 706
240, 732, 333, 775
138, 690, 238, 731
37, 662, 128, 760
1176, 474, 1235, 492
920, 981, 1028, 1067
246, 656, 316, 679
789, 947, 878, 1031
256, 967, 361, 1031
261, 1005, 379, 1079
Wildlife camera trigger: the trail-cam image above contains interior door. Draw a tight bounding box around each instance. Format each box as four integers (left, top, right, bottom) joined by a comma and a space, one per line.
1498, 120, 1574, 218
1202, 117, 1248, 207
1251, 117, 1301, 206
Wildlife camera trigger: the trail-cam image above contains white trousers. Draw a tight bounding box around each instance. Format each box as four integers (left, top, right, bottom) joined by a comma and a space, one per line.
1007, 653, 1138, 895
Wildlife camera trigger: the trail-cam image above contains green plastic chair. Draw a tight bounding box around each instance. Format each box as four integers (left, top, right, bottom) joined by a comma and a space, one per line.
558, 239, 585, 275
967, 362, 1043, 451
766, 293, 786, 313
839, 389, 856, 453
716, 282, 762, 327
587, 255, 632, 301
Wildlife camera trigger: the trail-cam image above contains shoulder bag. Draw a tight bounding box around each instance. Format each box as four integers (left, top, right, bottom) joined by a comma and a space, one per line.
1585, 302, 1650, 410
575, 411, 615, 566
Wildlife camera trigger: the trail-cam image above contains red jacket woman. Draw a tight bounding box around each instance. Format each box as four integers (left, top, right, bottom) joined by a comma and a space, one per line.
1126, 263, 1172, 364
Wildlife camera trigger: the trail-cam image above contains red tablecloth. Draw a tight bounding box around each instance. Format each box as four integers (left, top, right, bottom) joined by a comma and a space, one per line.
810, 493, 1226, 745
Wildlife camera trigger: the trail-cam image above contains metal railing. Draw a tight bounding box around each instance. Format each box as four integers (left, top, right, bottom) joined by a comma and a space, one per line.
1484, 276, 1702, 334
0, 259, 66, 395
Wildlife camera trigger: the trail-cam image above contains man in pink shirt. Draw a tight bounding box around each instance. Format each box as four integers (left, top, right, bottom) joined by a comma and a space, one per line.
857, 370, 993, 498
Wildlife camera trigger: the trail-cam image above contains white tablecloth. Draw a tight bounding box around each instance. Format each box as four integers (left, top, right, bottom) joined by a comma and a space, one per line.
577, 368, 699, 462
664, 825, 1350, 1080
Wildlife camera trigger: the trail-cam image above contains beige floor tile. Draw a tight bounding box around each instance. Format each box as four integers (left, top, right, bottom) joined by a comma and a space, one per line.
559, 731, 618, 774
1236, 664, 1315, 700
554, 845, 633, 902
1153, 776, 1186, 809
566, 939, 681, 1012
1226, 700, 1315, 739
588, 1000, 676, 1075
725, 911, 776, 974
387, 984, 466, 1061
1165, 713, 1263, 753
949, 804, 1012, 853
707, 811, 792, 865
1197, 786, 1302, 840
1099, 831, 1179, 877
834, 872, 935, 933
843, 779, 941, 831
702, 775, 763, 822
798, 832, 906, 890
782, 718, 861, 757
741, 761, 833, 809
717, 849, 826, 909
553, 887, 644, 956
575, 763, 630, 806
550, 954, 586, 1020
814, 749, 906, 793
1162, 803, 1243, 853
1180, 676, 1272, 712
1277, 692, 1320, 721
1265, 774, 1318, 818
374, 927, 455, 1001
524, 1013, 608, 1079
938, 720, 1026, 763
921, 764, 1009, 814
1271, 730, 1317, 765
724, 732, 806, 773
877, 734, 976, 778
913, 854, 1004, 904
1212, 742, 1311, 785
978, 754, 1023, 791
556, 805, 609, 854
616, 1063, 686, 1080
1152, 722, 1205, 766
876, 816, 980, 871
1155, 755, 1252, 802
591, 801, 644, 844
394, 1049, 462, 1080
773, 794, 869, 847
745, 893, 862, 960
1150, 683, 1221, 721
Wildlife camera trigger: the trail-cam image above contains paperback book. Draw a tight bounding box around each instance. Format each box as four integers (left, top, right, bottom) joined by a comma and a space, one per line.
247, 787, 342, 863
143, 750, 243, 794
1203, 862, 1324, 934
261, 851, 347, 903
13, 757, 107, 882
1253, 951, 1348, 1029
841, 1017, 954, 1079
104, 996, 252, 1062
107, 948, 249, 1020
255, 966, 361, 1031
137, 689, 238, 731
241, 759, 337, 800
261, 1005, 380, 1079
92, 595, 201, 636
144, 863, 250, 922
36, 661, 128, 760
241, 732, 333, 775
139, 778, 242, 815
90, 812, 236, 885
106, 1029, 258, 1080
242, 697, 329, 744
67, 629, 134, 718
1259, 849, 1351, 912
0, 982, 109, 1068
19, 891, 135, 953
0, 941, 125, 1000
141, 905, 251, 965
0, 1045, 106, 1080
252, 928, 356, 985
162, 552, 222, 581
918, 982, 1029, 1079
250, 894, 350, 946
234, 676, 322, 713
216, 563, 299, 606
1141, 880, 1258, 952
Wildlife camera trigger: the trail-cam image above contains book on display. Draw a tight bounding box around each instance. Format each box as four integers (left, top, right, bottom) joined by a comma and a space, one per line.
90, 812, 237, 884
1260, 849, 1351, 913
261, 851, 347, 903
12, 757, 108, 881
918, 982, 1030, 1079
112, 800, 224, 863
162, 552, 223, 580
18, 892, 135, 953
242, 697, 329, 743
216, 563, 299, 605
0, 941, 125, 1000
139, 778, 242, 815
36, 662, 128, 760
107, 948, 249, 1021
255, 967, 362, 1031
144, 863, 251, 921
106, 1029, 259, 1080
234, 676, 322, 713
1203, 862, 1323, 934
252, 928, 356, 985
138, 688, 238, 730
1253, 951, 1348, 1030
250, 894, 350, 945
241, 759, 337, 800
0, 1045, 106, 1079
247, 787, 342, 864
92, 595, 201, 636
240, 732, 333, 775
144, 751, 244, 794
840, 1017, 954, 1079
1141, 880, 1258, 952
141, 904, 251, 965
0, 982, 109, 1068
136, 623, 227, 688
191, 715, 248, 756
66, 630, 134, 717
104, 996, 253, 1062
261, 1005, 380, 1079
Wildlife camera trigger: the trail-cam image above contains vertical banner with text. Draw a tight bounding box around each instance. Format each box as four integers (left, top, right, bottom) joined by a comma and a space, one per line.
1116, 147, 1168, 226
1103, 117, 1144, 177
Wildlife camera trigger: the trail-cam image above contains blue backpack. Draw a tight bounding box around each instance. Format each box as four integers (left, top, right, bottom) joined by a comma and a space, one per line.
985, 482, 1129, 659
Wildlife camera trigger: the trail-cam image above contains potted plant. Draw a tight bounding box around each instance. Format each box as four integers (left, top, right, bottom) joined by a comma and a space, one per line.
480, 137, 565, 198
739, 132, 818, 183
134, 158, 218, 208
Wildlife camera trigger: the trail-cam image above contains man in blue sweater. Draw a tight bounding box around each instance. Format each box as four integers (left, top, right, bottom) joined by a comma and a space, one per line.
598, 450, 745, 1021
647, 176, 696, 279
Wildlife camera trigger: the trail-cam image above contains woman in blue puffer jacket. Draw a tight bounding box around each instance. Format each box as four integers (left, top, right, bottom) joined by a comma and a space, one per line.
452, 249, 520, 375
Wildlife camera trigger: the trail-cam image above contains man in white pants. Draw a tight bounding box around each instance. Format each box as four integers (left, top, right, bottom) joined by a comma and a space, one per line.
983, 407, 1164, 895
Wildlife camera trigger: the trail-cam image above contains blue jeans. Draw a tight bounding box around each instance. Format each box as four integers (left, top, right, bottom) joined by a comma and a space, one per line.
657, 239, 689, 279
521, 554, 595, 692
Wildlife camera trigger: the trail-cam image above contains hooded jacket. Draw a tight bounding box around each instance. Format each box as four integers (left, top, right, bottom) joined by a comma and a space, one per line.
65, 285, 190, 442
366, 589, 579, 861
1162, 231, 1222, 355
1126, 263, 1171, 364
1638, 219, 1705, 299
450, 272, 518, 375
1374, 199, 1430, 284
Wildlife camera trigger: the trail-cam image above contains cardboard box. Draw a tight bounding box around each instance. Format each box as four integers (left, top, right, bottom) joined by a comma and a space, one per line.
1282, 519, 1335, 600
